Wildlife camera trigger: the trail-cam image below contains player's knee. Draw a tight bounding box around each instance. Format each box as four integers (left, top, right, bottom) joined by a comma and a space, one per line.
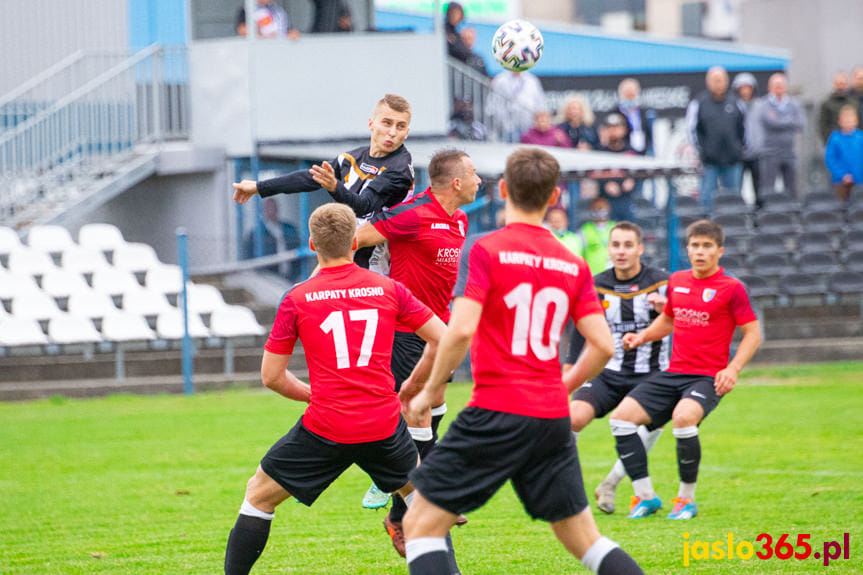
569, 402, 594, 432
672, 401, 703, 427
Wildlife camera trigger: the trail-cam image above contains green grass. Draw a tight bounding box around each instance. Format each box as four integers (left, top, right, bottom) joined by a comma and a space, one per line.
1, 362, 862, 574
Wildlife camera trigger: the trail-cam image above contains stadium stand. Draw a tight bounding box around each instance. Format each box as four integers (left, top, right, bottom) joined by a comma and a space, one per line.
751, 232, 789, 256
803, 190, 844, 212
755, 211, 800, 235
759, 191, 800, 214
803, 209, 845, 234
47, 315, 103, 347
27, 225, 77, 257
780, 272, 825, 306
0, 317, 49, 352
797, 231, 837, 254
799, 251, 841, 275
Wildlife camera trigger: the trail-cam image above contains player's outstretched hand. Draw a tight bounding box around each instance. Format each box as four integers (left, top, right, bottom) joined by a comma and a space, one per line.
646, 292, 667, 313
232, 180, 259, 203
310, 161, 337, 192
714, 365, 739, 396
622, 332, 641, 350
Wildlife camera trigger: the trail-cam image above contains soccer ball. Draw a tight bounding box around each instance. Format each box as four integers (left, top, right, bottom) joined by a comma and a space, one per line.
491, 20, 544, 72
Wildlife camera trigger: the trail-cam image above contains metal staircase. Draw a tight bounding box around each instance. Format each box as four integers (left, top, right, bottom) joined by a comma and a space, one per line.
0, 45, 189, 229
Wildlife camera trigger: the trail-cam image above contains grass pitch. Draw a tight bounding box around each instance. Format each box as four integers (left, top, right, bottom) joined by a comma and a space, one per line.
1, 362, 862, 574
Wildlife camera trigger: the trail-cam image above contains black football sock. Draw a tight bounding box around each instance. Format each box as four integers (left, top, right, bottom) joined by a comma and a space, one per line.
224, 514, 272, 575
611, 420, 649, 481
597, 548, 645, 575
673, 427, 701, 484
390, 493, 407, 523
406, 537, 451, 575
445, 532, 461, 574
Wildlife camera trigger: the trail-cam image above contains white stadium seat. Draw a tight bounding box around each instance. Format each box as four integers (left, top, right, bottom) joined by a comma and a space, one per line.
0, 226, 23, 254
101, 311, 156, 342
61, 246, 111, 275
77, 223, 127, 252
48, 314, 102, 345
27, 225, 76, 255
41, 268, 93, 299
7, 247, 57, 277
113, 242, 162, 274
209, 305, 265, 337
0, 317, 48, 346
91, 268, 142, 297
146, 264, 184, 295
67, 291, 119, 319
10, 291, 63, 321
184, 283, 227, 314
155, 308, 210, 340
122, 289, 173, 316
0, 271, 40, 300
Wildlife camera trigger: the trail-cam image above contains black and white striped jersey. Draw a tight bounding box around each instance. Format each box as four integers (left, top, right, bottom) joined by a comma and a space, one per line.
594, 264, 670, 374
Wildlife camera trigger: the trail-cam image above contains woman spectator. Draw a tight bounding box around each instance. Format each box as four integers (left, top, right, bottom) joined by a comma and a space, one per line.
520, 110, 571, 147
825, 104, 863, 202
556, 94, 600, 149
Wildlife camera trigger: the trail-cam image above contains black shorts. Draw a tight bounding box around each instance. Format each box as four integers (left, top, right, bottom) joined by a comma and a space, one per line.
627, 371, 721, 430
410, 407, 589, 522
260, 417, 418, 506
391, 330, 426, 391
572, 370, 653, 419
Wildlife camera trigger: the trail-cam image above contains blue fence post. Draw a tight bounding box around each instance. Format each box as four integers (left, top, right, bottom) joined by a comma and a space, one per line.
251, 154, 264, 259
234, 158, 246, 260
299, 186, 311, 278
567, 180, 581, 231
177, 227, 194, 395
666, 177, 679, 272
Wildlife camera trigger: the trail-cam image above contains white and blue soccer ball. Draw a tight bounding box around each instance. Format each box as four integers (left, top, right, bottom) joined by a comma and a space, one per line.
491, 19, 544, 72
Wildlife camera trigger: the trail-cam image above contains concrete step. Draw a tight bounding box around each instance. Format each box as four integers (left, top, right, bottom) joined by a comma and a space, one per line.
763, 318, 863, 340
751, 337, 863, 364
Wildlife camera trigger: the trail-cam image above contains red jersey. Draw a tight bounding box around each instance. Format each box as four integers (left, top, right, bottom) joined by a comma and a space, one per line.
455, 223, 603, 418
372, 189, 468, 327
663, 267, 757, 377
265, 263, 433, 443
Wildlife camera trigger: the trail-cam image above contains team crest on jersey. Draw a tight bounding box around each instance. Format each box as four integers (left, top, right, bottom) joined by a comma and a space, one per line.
359, 162, 379, 175
602, 299, 611, 309
702, 288, 716, 302
457, 221, 465, 237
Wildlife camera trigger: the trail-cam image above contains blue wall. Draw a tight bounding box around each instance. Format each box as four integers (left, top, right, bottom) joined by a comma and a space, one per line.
128, 0, 187, 49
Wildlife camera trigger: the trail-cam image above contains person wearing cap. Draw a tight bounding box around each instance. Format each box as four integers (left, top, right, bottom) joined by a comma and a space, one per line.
732, 72, 764, 207
593, 113, 638, 222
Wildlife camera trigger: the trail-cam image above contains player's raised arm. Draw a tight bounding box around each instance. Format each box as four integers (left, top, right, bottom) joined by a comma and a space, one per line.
260, 350, 311, 402
563, 313, 615, 393
714, 319, 761, 395
328, 166, 413, 217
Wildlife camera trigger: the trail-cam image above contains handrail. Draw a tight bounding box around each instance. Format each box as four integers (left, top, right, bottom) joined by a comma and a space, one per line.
0, 51, 88, 107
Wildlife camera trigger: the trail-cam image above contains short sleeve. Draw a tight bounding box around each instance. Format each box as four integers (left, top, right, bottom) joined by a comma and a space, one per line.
395, 280, 434, 331
372, 204, 421, 241
264, 294, 299, 355
730, 281, 758, 325
453, 237, 491, 304
570, 260, 603, 321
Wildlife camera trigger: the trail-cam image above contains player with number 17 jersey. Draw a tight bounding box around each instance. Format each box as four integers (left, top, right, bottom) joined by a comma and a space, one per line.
456, 222, 604, 418
266, 263, 433, 444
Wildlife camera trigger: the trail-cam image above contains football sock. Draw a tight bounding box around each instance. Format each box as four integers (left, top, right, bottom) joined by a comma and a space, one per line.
597, 548, 645, 575
678, 481, 697, 501
673, 426, 700, 485
572, 431, 580, 442
406, 537, 450, 575
430, 405, 446, 439
390, 494, 407, 522
224, 501, 274, 575
445, 532, 462, 574
610, 419, 652, 498
605, 426, 662, 487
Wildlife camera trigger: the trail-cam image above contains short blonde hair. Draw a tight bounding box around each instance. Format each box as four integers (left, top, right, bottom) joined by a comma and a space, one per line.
555, 93, 595, 127
309, 203, 356, 260
376, 94, 412, 118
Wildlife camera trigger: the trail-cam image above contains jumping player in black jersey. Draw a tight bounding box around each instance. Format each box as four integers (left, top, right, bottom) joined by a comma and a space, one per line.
569, 222, 670, 515
232, 94, 415, 268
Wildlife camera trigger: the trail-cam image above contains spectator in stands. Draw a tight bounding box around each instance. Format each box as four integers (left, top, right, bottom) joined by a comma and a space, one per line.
556, 94, 599, 150
546, 206, 583, 256
487, 70, 546, 142
311, 1, 352, 33
459, 27, 489, 77
851, 67, 863, 120
593, 113, 638, 222
578, 197, 615, 275
520, 109, 571, 147
236, 0, 300, 39
732, 72, 764, 208
824, 105, 863, 202
448, 97, 487, 141
444, 3, 471, 62
686, 66, 746, 212
243, 198, 301, 280
754, 72, 805, 197
819, 72, 854, 145
613, 78, 655, 156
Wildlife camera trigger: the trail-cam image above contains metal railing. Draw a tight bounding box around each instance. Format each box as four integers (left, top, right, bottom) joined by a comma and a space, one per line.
447, 58, 522, 143
0, 45, 189, 220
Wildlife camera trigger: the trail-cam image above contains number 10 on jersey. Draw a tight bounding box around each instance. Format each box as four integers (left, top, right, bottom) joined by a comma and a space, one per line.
504, 283, 569, 361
